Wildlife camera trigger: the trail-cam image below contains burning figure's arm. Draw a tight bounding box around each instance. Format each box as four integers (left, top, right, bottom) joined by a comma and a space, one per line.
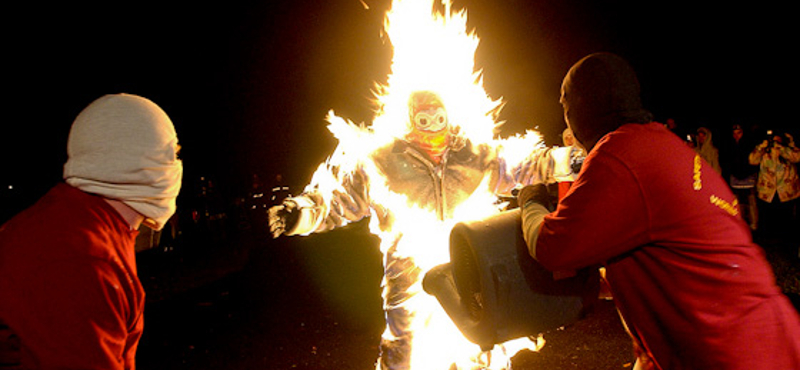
508, 146, 557, 191
492, 143, 584, 199
268, 164, 371, 238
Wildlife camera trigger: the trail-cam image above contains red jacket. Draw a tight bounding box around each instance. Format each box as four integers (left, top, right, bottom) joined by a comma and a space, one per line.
0, 183, 144, 369
534, 123, 800, 369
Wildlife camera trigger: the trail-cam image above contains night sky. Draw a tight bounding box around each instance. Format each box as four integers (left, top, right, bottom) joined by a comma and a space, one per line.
2, 0, 790, 216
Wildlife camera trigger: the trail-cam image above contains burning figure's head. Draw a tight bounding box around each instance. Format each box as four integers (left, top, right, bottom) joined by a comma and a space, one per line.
406, 90, 452, 163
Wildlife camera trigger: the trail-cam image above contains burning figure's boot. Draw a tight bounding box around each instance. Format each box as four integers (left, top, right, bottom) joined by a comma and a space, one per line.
378, 332, 412, 370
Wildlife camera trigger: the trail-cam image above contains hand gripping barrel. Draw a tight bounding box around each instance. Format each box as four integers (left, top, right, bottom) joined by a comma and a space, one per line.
423, 208, 599, 351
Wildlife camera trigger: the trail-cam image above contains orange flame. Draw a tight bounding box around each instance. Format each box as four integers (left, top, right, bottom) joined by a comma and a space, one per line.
303, 0, 548, 368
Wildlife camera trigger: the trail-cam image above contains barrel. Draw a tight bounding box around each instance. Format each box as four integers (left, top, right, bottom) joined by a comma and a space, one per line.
423, 208, 598, 351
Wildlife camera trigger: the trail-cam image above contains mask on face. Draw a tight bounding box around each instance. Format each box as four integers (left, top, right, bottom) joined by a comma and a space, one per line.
406, 91, 450, 163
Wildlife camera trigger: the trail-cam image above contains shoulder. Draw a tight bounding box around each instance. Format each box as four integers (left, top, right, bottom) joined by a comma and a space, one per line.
597, 122, 678, 150
591, 122, 694, 168
1, 184, 132, 265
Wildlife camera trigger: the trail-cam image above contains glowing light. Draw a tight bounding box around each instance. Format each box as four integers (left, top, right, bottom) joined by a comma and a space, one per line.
300, 0, 547, 368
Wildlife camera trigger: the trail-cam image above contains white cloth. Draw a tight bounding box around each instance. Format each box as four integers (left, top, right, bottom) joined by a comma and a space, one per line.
63, 94, 182, 230
520, 200, 548, 260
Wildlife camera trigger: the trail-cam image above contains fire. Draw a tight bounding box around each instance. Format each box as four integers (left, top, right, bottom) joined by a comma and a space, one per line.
299, 0, 548, 368
366, 0, 499, 145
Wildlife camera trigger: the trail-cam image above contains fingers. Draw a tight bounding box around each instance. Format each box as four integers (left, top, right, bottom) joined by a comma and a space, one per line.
352, 189, 370, 216
268, 205, 286, 238
345, 171, 371, 218
332, 189, 368, 221
324, 206, 343, 229
334, 172, 371, 221
270, 226, 283, 239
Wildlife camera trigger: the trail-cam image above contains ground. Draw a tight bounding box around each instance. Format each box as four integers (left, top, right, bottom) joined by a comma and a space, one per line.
135, 219, 799, 370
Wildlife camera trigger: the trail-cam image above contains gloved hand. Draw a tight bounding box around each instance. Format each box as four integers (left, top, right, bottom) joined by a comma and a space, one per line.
516, 183, 553, 211
268, 200, 300, 238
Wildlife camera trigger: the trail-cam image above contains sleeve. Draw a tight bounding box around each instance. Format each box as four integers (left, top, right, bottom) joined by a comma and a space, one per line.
520, 200, 549, 259
286, 163, 372, 235
494, 147, 557, 196
532, 151, 650, 271
10, 258, 131, 370
497, 145, 585, 197
780, 144, 800, 163
749, 144, 766, 165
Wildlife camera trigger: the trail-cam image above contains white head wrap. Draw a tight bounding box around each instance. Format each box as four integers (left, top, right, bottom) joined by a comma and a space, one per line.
63, 94, 183, 230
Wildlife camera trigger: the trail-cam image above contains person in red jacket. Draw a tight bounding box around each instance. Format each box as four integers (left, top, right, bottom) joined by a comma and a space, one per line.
0, 94, 183, 369
518, 53, 800, 369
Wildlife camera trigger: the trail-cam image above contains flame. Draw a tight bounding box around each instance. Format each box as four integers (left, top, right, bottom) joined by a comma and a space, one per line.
302, 0, 547, 368
371, 0, 500, 145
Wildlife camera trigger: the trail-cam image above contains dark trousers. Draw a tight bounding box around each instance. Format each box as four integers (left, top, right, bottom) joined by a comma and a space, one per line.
757, 198, 798, 242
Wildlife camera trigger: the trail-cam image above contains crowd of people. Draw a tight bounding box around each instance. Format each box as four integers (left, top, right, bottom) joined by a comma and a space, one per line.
663, 118, 800, 246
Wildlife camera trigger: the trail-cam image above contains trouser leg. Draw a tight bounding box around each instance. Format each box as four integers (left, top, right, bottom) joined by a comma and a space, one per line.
747, 189, 758, 230
379, 253, 421, 370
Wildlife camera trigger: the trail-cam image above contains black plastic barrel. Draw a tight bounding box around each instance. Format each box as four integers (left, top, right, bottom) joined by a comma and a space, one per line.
423, 208, 598, 351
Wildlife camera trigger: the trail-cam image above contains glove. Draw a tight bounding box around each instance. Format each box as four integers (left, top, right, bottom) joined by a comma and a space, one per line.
516, 183, 553, 211
268, 200, 300, 238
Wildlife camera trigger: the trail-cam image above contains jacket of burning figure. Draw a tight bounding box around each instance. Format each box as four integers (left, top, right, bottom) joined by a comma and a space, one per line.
269, 91, 572, 370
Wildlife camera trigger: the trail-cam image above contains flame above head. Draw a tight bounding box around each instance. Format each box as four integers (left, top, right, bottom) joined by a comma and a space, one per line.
369, 0, 501, 145
302, 0, 547, 368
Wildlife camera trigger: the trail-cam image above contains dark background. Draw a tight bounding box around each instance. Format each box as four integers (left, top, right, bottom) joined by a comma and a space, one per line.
1, 0, 792, 217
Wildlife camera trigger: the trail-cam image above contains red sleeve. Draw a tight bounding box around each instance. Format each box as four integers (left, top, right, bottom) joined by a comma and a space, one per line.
535, 150, 650, 270
12, 258, 132, 370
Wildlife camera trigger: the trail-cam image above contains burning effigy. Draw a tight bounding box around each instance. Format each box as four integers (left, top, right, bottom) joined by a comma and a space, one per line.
267, 0, 585, 369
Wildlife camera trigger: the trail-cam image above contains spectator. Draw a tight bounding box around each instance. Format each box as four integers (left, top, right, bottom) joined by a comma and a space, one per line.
0, 94, 183, 369
664, 117, 677, 133
748, 130, 800, 239
518, 52, 800, 369
695, 126, 722, 173
720, 124, 759, 230
684, 132, 697, 149
555, 127, 585, 200
663, 117, 688, 140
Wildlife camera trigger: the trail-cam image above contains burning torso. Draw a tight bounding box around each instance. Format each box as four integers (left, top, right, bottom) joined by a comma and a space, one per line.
372, 137, 496, 221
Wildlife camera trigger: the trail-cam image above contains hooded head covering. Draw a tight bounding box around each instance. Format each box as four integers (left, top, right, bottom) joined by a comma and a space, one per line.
561, 52, 652, 150
695, 126, 721, 173
63, 94, 183, 230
